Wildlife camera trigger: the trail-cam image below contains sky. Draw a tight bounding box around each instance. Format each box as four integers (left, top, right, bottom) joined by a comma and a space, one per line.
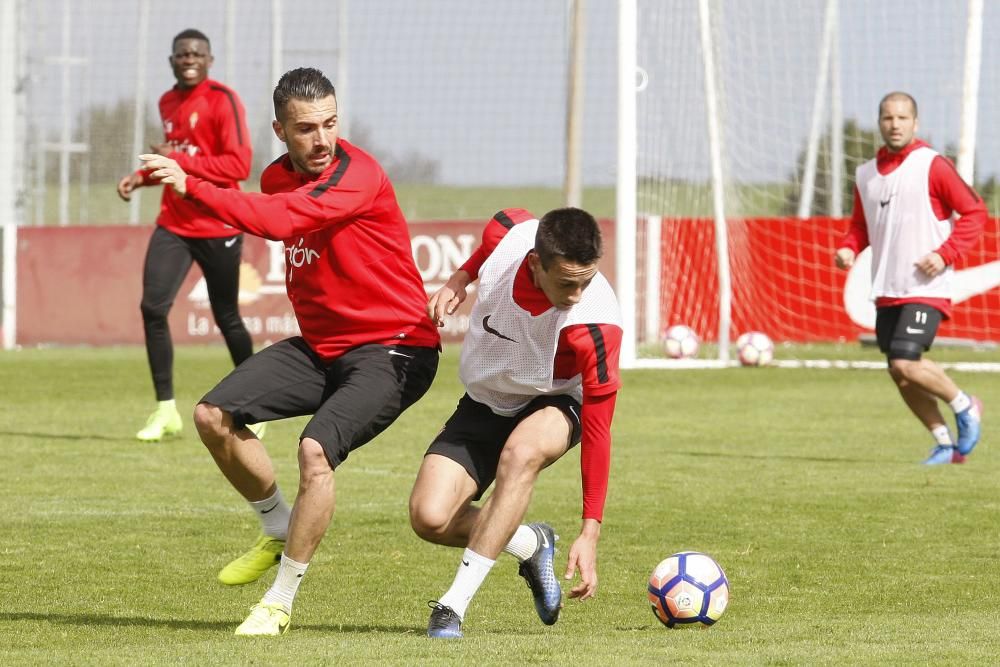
14, 0, 1000, 191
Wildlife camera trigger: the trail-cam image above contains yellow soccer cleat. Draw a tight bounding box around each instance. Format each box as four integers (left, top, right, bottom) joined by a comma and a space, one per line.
135, 405, 183, 442
218, 535, 285, 585
234, 602, 290, 636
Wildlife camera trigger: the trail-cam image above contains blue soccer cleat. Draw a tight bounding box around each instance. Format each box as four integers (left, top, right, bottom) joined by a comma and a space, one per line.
955, 396, 983, 456
923, 445, 962, 466
517, 523, 562, 625
427, 601, 463, 639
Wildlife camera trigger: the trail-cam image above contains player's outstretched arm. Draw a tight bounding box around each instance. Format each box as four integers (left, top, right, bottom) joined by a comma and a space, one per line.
564, 517, 601, 601
426, 269, 472, 327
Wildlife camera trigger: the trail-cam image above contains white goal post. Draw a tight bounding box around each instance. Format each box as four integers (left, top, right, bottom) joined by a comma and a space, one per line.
616, 0, 999, 370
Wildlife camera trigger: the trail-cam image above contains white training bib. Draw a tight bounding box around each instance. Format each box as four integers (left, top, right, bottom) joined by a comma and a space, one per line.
459, 219, 622, 416
855, 146, 953, 301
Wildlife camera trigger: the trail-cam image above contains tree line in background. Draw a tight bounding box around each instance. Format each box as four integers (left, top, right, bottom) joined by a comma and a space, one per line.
31, 99, 440, 190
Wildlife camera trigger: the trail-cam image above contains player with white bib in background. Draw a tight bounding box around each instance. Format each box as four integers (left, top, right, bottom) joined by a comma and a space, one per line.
409, 207, 623, 638
834, 91, 987, 465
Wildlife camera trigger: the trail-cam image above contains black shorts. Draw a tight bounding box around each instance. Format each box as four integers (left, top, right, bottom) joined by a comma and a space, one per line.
201, 337, 439, 469
425, 393, 583, 500
875, 304, 943, 360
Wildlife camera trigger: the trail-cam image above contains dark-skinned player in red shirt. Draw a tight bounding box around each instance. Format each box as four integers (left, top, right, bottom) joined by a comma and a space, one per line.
409, 207, 623, 638
141, 67, 440, 636
118, 29, 254, 443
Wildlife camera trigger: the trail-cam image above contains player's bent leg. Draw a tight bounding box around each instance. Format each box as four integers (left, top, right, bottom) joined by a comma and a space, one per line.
409, 454, 480, 547
234, 601, 290, 636
490, 411, 571, 625
194, 403, 276, 495
283, 438, 336, 563
218, 534, 285, 585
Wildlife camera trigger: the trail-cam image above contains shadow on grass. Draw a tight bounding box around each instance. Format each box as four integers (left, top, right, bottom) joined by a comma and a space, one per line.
0, 611, 418, 634
0, 430, 143, 443
673, 449, 871, 464
675, 448, 995, 470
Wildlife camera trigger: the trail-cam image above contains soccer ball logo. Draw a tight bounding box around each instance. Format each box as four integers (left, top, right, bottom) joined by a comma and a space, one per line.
648, 551, 729, 628
663, 324, 699, 359
736, 331, 774, 367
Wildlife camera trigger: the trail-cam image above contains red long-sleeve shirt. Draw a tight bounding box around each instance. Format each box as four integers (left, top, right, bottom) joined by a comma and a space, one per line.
137, 78, 252, 238
839, 139, 987, 317
185, 139, 440, 360
461, 208, 622, 521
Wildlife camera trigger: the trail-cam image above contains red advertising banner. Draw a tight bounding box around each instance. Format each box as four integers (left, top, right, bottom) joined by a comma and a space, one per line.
659, 217, 1000, 343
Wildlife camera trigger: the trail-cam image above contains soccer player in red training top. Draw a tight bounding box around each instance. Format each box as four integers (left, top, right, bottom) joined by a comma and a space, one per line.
409, 207, 623, 638
117, 29, 255, 443
835, 91, 987, 466
141, 67, 441, 636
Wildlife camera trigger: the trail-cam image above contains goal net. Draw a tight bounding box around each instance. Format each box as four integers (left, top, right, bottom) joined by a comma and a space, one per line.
621, 0, 1000, 368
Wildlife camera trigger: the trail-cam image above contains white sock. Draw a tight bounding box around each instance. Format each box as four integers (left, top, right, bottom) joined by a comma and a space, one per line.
949, 392, 972, 414
502, 525, 538, 562
249, 488, 291, 540
262, 553, 308, 613
930, 424, 953, 446
437, 548, 496, 620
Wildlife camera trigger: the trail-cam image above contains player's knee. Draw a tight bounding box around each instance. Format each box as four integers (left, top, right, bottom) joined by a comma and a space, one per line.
497, 439, 547, 475
408, 499, 449, 543
139, 299, 169, 323
211, 306, 244, 332
193, 402, 228, 443
297, 438, 334, 481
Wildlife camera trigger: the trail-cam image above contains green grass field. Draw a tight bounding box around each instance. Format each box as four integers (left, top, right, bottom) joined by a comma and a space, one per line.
2, 345, 999, 665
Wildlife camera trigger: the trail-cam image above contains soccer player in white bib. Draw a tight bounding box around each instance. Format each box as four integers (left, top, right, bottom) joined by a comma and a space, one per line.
835, 91, 987, 465
410, 207, 623, 638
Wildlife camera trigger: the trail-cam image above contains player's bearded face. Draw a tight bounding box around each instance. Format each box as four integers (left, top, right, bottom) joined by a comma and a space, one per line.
528, 253, 598, 310
878, 99, 918, 152
276, 95, 339, 176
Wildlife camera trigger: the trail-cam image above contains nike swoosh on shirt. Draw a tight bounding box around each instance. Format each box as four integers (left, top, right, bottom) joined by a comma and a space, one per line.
482, 315, 518, 343
843, 247, 1000, 329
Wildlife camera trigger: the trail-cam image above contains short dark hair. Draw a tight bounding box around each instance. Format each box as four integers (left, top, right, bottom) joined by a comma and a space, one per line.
172, 29, 211, 52
878, 91, 918, 118
534, 207, 602, 268
273, 68, 337, 121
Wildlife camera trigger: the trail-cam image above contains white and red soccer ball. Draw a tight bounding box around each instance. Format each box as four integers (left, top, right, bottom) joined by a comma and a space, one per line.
736, 331, 774, 367
648, 551, 729, 628
663, 324, 699, 359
